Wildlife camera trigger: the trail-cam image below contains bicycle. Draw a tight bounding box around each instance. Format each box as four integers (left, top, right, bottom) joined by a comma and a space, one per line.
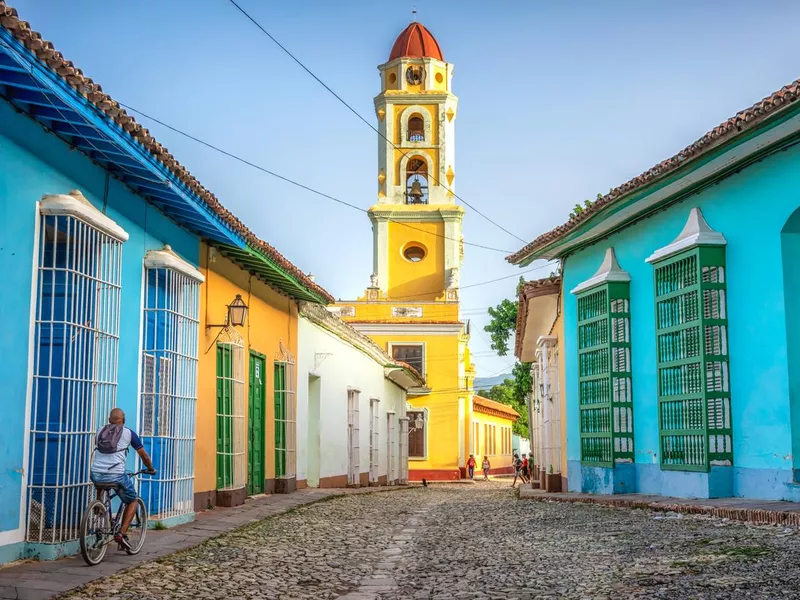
79, 470, 151, 565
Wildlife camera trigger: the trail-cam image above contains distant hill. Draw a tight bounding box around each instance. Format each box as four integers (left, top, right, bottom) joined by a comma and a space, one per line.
473, 373, 512, 393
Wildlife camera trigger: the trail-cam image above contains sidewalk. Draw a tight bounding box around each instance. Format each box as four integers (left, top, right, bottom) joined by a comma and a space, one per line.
0, 486, 404, 600
519, 487, 800, 526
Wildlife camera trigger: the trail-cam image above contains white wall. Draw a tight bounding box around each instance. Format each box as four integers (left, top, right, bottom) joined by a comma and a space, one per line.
297, 317, 407, 486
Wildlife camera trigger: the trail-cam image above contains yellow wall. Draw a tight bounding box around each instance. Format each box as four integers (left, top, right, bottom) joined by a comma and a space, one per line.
369, 332, 462, 471
196, 243, 298, 495
387, 220, 445, 300
339, 301, 459, 322
471, 411, 515, 470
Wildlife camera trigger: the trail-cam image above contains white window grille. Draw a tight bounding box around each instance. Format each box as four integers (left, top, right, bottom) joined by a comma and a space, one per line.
275, 342, 297, 480
216, 329, 246, 491
387, 412, 396, 483
398, 417, 409, 484
139, 250, 202, 521
141, 354, 156, 437
27, 195, 127, 544
347, 389, 360, 486
369, 399, 380, 483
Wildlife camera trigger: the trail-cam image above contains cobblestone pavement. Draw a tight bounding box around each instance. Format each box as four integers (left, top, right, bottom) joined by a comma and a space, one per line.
61, 481, 800, 599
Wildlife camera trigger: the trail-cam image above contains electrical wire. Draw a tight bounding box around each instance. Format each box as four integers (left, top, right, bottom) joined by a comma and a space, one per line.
384, 262, 557, 300
225, 0, 528, 245
119, 103, 514, 255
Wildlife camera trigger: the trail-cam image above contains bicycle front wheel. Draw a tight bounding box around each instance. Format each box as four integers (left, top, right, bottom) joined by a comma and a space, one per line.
125, 498, 148, 555
80, 499, 110, 566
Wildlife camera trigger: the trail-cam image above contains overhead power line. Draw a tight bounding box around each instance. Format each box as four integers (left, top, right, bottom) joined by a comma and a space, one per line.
120, 103, 513, 255
385, 261, 557, 300
225, 0, 528, 245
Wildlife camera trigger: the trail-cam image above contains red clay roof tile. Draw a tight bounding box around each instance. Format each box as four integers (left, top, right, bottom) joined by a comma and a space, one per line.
0, 1, 334, 304
507, 78, 800, 264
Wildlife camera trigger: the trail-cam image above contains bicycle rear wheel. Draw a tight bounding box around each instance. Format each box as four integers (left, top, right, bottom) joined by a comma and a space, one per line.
125, 498, 148, 555
80, 500, 110, 566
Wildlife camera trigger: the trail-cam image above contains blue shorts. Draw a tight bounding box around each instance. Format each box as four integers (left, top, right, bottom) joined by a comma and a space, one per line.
91, 472, 137, 504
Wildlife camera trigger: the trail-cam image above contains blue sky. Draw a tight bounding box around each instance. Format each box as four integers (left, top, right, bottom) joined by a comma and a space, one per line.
11, 0, 800, 378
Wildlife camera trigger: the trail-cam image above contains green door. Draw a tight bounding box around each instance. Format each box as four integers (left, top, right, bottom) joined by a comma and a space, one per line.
247, 352, 266, 495
216, 344, 234, 490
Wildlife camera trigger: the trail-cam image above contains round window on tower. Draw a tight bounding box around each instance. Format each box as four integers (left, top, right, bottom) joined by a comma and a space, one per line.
435, 72, 444, 84
402, 242, 427, 263
388, 72, 397, 85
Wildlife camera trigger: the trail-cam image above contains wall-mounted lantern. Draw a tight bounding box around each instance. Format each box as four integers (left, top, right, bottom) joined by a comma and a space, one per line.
207, 294, 248, 329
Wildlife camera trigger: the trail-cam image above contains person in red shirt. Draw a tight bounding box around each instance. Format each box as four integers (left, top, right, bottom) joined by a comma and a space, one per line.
521, 455, 530, 484
466, 454, 476, 480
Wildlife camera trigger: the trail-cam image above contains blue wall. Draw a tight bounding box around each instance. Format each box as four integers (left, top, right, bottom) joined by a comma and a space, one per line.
0, 99, 200, 542
563, 141, 800, 500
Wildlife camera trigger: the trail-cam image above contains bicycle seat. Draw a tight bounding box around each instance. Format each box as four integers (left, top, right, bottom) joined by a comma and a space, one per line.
94, 482, 120, 490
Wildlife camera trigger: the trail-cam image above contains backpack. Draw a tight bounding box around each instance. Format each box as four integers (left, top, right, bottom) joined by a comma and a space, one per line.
96, 423, 124, 454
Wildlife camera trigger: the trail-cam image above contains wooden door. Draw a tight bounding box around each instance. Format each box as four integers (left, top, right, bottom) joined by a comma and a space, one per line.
247, 352, 266, 495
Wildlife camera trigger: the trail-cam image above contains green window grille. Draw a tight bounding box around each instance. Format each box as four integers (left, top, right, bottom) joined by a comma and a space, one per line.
653, 246, 731, 471
577, 282, 634, 467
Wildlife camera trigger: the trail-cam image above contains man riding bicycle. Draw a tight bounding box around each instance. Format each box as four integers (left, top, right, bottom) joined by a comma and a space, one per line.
91, 408, 156, 550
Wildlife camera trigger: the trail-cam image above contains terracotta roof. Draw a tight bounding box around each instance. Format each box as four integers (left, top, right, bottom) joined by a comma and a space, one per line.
506, 78, 800, 264
473, 395, 519, 421
515, 277, 561, 359
389, 22, 444, 62
0, 2, 334, 304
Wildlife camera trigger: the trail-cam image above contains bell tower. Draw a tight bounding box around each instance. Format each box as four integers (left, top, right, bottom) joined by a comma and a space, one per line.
370, 21, 463, 302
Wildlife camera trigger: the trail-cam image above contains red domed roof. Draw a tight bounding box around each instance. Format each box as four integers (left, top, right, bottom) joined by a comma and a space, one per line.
389, 22, 444, 62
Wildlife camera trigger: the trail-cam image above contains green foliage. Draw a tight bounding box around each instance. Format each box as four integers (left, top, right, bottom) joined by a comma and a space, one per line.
569, 192, 605, 220
484, 376, 530, 438
153, 521, 168, 531
482, 278, 537, 438
484, 299, 517, 357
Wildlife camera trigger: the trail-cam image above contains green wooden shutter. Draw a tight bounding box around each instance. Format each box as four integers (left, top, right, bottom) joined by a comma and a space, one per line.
577, 281, 634, 467
653, 246, 731, 471
274, 362, 286, 479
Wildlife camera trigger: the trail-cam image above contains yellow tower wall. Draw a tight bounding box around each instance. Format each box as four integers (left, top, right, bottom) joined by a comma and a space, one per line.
195, 243, 298, 507
386, 220, 445, 300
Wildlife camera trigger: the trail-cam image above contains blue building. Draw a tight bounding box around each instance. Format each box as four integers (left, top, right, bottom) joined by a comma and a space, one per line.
0, 6, 248, 561
508, 78, 800, 501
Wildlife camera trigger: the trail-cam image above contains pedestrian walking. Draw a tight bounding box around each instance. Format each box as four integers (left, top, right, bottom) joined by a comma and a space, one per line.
528, 452, 535, 483
511, 453, 522, 487
482, 455, 491, 481
521, 454, 530, 484
467, 454, 476, 480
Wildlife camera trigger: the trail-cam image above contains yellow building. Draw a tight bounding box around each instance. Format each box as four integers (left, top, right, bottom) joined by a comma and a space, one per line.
195, 239, 332, 508
335, 22, 477, 480
471, 396, 519, 475
515, 276, 566, 492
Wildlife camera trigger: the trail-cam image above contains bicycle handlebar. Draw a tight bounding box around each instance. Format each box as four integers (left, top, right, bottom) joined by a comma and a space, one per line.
127, 469, 157, 477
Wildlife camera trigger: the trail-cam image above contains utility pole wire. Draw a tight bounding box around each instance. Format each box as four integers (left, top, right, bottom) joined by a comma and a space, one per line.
225, 0, 528, 245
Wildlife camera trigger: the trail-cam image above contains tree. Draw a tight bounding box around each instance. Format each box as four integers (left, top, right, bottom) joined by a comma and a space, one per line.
484, 378, 529, 438
482, 278, 533, 438
484, 276, 526, 357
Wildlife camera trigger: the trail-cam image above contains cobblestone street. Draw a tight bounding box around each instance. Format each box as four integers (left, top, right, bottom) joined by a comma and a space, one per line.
61, 482, 800, 599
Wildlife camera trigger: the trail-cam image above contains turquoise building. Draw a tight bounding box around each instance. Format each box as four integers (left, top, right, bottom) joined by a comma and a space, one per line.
508, 78, 800, 501
0, 7, 245, 561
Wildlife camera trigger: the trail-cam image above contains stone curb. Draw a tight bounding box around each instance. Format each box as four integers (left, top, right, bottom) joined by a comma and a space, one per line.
518, 490, 800, 527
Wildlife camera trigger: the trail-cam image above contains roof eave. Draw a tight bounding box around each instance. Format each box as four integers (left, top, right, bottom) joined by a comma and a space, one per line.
507, 82, 800, 264
0, 27, 245, 249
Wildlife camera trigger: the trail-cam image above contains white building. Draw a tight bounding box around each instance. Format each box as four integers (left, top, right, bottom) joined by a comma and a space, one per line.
297, 303, 425, 488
